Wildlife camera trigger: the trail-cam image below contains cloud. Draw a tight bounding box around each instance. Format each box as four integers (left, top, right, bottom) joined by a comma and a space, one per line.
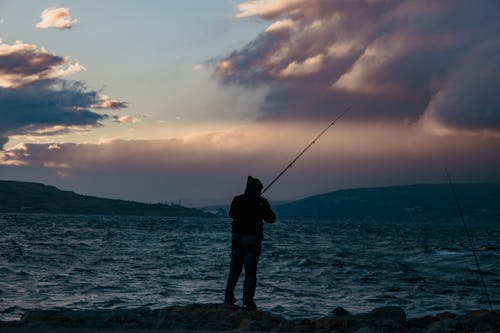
214, 0, 500, 133
0, 80, 106, 136
1, 123, 500, 202
0, 40, 85, 87
91, 94, 129, 109
280, 54, 324, 77
0, 40, 127, 149
234, 0, 328, 20
112, 115, 141, 124
36, 7, 79, 30
420, 38, 500, 132
0, 137, 8, 148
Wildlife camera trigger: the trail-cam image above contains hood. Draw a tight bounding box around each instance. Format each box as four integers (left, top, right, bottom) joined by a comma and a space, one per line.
245, 176, 263, 196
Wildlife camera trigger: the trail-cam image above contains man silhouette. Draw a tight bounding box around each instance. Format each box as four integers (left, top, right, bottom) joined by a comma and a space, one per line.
224, 176, 276, 310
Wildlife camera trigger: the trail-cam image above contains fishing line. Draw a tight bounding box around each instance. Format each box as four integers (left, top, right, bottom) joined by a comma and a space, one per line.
262, 106, 351, 195
445, 168, 498, 330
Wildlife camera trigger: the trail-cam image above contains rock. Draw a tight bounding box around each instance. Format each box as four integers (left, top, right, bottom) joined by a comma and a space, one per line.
352, 327, 395, 333
326, 306, 407, 332
407, 310, 500, 333
450, 310, 499, 333
21, 308, 159, 328
333, 306, 352, 317
369, 306, 407, 327
407, 315, 439, 330
16, 304, 293, 331
310, 317, 344, 332
155, 303, 291, 331
9, 304, 499, 332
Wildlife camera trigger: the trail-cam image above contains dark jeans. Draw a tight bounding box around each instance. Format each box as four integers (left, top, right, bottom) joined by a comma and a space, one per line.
224, 233, 262, 305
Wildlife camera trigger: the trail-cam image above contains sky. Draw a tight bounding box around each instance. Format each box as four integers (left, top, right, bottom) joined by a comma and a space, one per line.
1, 0, 499, 206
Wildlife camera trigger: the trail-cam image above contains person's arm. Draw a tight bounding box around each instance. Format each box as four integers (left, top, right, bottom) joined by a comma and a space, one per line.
260, 198, 276, 223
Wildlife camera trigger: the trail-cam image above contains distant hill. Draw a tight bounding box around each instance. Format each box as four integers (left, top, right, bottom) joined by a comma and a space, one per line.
0, 180, 212, 217
275, 183, 500, 221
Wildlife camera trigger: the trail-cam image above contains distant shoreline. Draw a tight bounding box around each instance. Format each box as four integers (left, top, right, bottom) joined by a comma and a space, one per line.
0, 180, 212, 217
2, 180, 500, 220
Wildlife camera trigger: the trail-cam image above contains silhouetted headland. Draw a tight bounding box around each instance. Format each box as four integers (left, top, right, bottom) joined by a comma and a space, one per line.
275, 183, 500, 221
0, 180, 212, 217
4, 180, 498, 220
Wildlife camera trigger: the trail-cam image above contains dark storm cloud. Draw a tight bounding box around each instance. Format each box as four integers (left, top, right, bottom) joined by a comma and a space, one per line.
0, 46, 65, 77
214, 32, 284, 86
0, 40, 127, 148
0, 80, 106, 136
422, 38, 500, 132
215, 0, 500, 132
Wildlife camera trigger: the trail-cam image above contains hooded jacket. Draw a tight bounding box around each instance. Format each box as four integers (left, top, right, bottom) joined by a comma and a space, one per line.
229, 176, 276, 239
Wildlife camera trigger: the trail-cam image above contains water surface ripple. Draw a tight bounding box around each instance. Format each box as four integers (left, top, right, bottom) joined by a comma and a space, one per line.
0, 214, 498, 321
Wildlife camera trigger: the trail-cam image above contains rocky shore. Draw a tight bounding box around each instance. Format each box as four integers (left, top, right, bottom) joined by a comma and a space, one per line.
1, 304, 498, 332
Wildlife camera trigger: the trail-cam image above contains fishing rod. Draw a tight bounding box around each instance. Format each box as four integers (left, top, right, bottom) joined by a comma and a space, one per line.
262, 106, 351, 195
445, 169, 498, 330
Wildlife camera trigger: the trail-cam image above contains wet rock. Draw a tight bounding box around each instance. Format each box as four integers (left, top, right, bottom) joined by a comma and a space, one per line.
407, 311, 455, 331
293, 306, 406, 332
21, 308, 159, 328
450, 310, 500, 333
334, 306, 407, 332
352, 328, 397, 333
312, 317, 345, 331
16, 304, 292, 330
369, 306, 407, 327
407, 310, 500, 333
5, 304, 499, 332
333, 306, 352, 317
156, 303, 290, 331
0, 320, 21, 327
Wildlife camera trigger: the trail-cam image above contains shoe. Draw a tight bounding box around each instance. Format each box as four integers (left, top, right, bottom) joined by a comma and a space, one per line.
224, 296, 236, 305
244, 302, 257, 311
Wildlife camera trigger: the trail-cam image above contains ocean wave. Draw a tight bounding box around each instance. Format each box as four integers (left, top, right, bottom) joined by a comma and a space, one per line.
0, 214, 498, 321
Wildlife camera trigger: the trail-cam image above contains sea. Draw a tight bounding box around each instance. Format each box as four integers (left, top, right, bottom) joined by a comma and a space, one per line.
0, 214, 498, 322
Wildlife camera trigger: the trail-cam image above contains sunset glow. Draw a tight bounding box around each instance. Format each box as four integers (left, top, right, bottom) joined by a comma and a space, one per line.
1, 1, 499, 205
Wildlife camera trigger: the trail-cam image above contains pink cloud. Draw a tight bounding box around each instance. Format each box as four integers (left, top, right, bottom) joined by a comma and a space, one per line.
0, 41, 85, 88
215, 0, 500, 133
112, 115, 141, 124
92, 95, 129, 109
36, 7, 79, 30
2, 123, 500, 202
